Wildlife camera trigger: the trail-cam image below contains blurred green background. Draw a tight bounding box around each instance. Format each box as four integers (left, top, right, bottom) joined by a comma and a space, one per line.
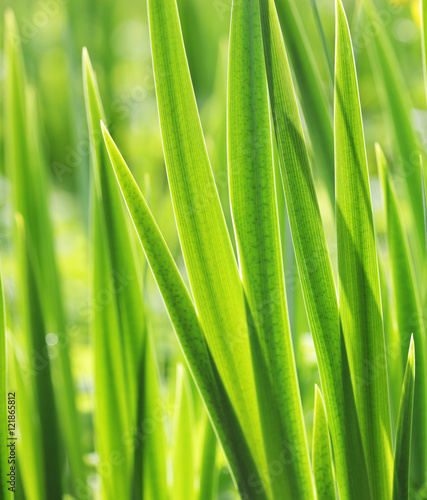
0, 0, 425, 497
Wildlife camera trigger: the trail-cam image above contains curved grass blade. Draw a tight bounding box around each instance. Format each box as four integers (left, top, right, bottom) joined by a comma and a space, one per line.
173, 365, 195, 500
101, 125, 268, 500
312, 386, 336, 500
4, 11, 84, 492
258, 0, 370, 498
147, 0, 267, 487
228, 0, 313, 497
274, 0, 334, 205
335, 3, 392, 498
393, 338, 416, 500
377, 144, 427, 489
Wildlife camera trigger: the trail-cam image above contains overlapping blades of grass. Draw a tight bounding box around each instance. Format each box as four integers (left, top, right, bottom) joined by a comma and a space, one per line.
363, 0, 425, 257
102, 126, 268, 499
146, 0, 267, 487
335, 2, 392, 498
258, 0, 370, 498
4, 10, 83, 496
84, 49, 165, 499
312, 386, 336, 500
91, 202, 132, 499
83, 49, 144, 416
228, 0, 313, 497
393, 338, 416, 500
13, 217, 63, 499
377, 145, 427, 489
274, 0, 334, 204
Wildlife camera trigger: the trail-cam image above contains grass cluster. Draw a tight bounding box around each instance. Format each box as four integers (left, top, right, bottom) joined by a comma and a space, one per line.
0, 0, 426, 499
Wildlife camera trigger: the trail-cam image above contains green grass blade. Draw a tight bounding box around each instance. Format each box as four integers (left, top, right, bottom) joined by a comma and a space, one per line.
134, 330, 168, 500
173, 365, 195, 500
14, 217, 63, 499
83, 48, 144, 412
309, 0, 334, 80
335, 2, 393, 498
274, 0, 334, 205
10, 340, 45, 500
312, 386, 336, 500
101, 125, 268, 499
4, 10, 84, 493
377, 144, 427, 489
423, 0, 427, 100
83, 49, 152, 498
393, 338, 416, 500
364, 0, 425, 255
197, 413, 217, 500
258, 1, 370, 498
378, 260, 402, 430
0, 268, 9, 500
228, 0, 313, 497
423, 164, 427, 255
147, 0, 267, 486
91, 200, 131, 499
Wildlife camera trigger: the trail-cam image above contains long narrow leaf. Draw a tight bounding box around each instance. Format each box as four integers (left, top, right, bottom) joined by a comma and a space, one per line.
274, 0, 334, 205
173, 365, 195, 500
134, 330, 168, 500
102, 125, 268, 499
378, 260, 402, 429
4, 10, 83, 493
14, 217, 63, 499
147, 0, 268, 489
228, 0, 313, 497
91, 200, 131, 499
335, 2, 392, 498
312, 386, 336, 500
364, 0, 425, 257
83, 49, 151, 499
258, 0, 370, 498
197, 413, 217, 500
377, 144, 427, 488
393, 338, 416, 500
10, 340, 45, 500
